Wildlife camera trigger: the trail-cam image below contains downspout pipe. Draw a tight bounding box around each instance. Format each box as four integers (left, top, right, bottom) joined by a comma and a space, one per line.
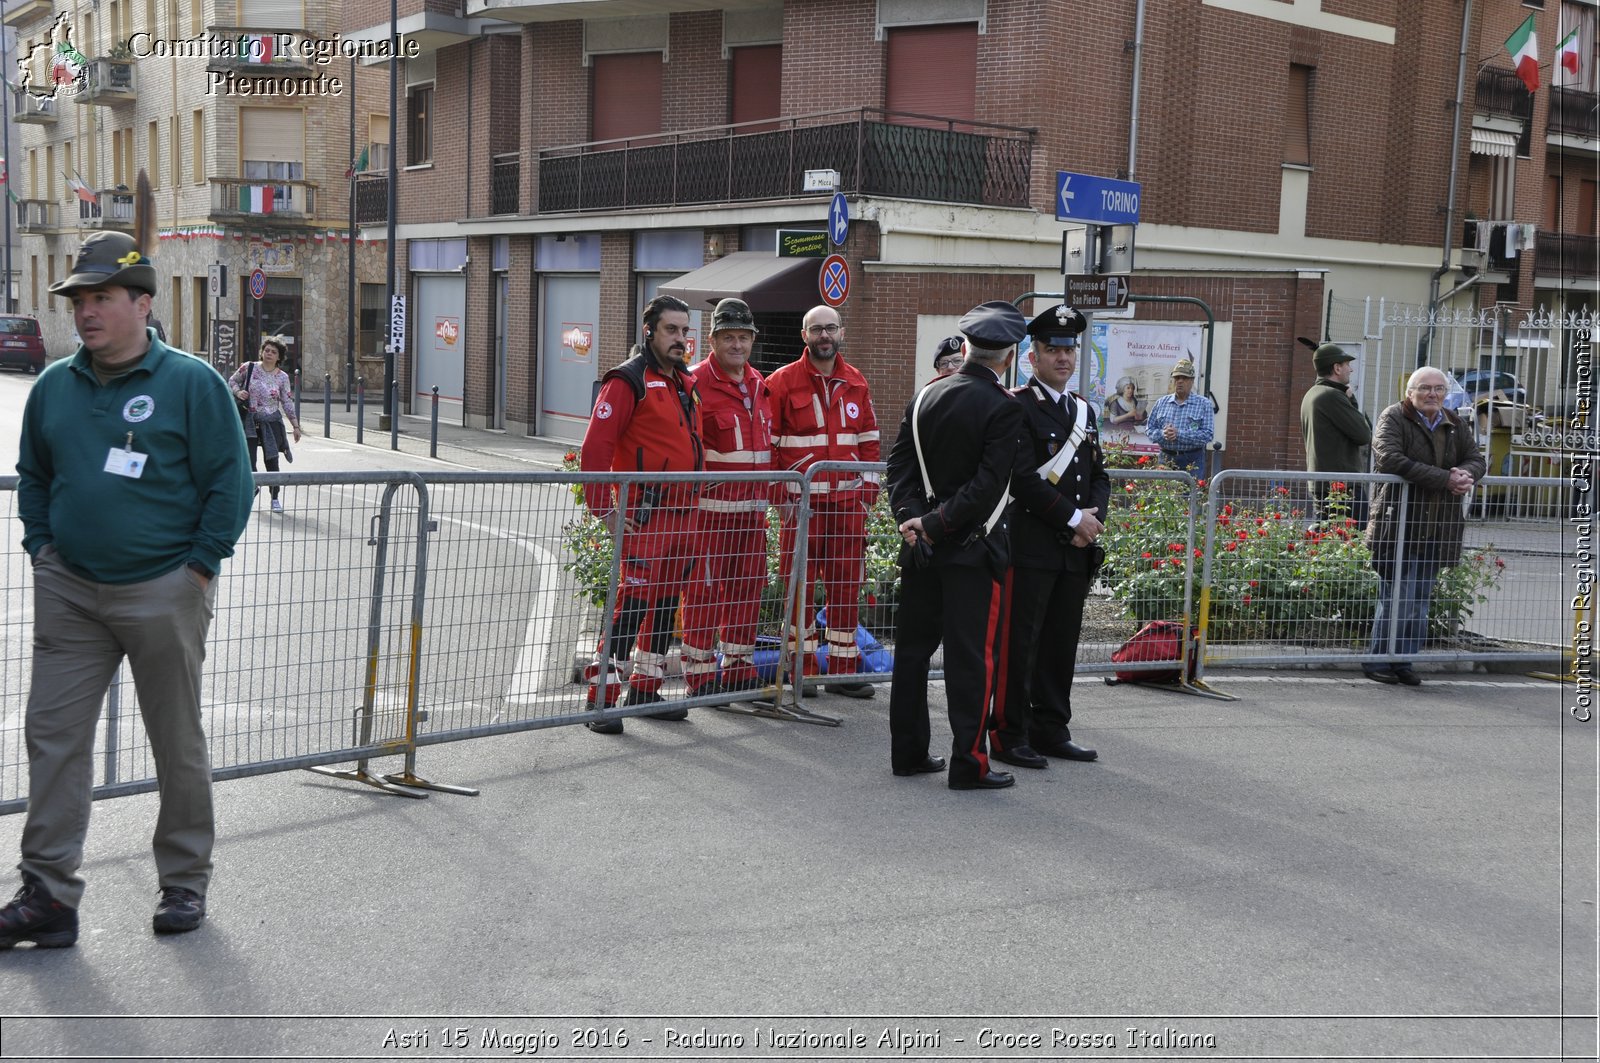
1127, 0, 1147, 179
1424, 0, 1475, 366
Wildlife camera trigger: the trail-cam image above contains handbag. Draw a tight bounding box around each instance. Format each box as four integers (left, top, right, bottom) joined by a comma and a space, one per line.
235, 362, 254, 424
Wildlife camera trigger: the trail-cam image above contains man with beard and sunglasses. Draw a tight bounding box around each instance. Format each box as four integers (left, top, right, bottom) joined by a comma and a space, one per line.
578, 295, 705, 731
767, 305, 881, 698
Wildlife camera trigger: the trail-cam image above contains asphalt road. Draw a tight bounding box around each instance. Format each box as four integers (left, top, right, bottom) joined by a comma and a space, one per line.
0, 373, 1595, 1061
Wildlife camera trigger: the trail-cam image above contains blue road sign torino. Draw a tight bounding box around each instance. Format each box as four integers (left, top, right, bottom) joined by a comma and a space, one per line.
1056, 170, 1141, 225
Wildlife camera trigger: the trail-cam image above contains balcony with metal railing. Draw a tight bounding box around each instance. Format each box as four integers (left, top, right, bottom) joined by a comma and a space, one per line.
537, 108, 1035, 214
491, 153, 520, 215
73, 58, 136, 106
77, 189, 135, 231
1535, 231, 1599, 279
1548, 86, 1599, 140
204, 27, 319, 76
1475, 67, 1534, 124
209, 177, 317, 222
10, 86, 56, 125
355, 174, 388, 225
16, 199, 59, 234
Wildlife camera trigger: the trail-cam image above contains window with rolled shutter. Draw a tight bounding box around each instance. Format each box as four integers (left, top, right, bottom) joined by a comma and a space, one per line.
591, 52, 663, 142
730, 45, 781, 129
239, 0, 302, 30
240, 107, 304, 213
884, 23, 977, 126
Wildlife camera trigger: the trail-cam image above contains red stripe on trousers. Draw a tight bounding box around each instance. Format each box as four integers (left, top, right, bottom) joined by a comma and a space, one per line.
988, 567, 1015, 750
971, 575, 1003, 775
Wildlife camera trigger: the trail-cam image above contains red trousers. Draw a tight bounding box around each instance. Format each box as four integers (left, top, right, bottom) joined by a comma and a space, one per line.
680, 509, 769, 691
586, 507, 699, 705
779, 500, 866, 676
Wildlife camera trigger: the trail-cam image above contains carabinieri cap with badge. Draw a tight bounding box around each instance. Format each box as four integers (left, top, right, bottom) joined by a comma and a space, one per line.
1025, 304, 1087, 347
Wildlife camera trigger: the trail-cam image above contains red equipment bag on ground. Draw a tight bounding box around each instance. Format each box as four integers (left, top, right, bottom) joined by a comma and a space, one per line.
1110, 620, 1198, 684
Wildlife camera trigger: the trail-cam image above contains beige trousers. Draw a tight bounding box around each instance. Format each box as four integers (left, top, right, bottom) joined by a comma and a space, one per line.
19, 550, 218, 909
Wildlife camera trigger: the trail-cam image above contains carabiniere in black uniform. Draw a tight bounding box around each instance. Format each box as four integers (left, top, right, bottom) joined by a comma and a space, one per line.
992, 304, 1111, 765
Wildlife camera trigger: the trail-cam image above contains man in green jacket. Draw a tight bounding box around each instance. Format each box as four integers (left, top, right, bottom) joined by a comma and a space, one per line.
1300, 342, 1372, 523
1, 231, 252, 948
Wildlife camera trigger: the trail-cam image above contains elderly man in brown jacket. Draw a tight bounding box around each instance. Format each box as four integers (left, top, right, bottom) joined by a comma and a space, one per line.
1362, 366, 1485, 686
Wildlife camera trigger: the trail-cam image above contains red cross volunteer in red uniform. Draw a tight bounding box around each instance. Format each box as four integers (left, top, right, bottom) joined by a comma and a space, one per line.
766, 304, 881, 697
681, 298, 776, 696
578, 295, 704, 733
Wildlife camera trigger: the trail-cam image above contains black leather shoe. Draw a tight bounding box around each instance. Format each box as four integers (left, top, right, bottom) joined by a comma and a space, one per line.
1393, 668, 1422, 687
949, 770, 1015, 790
893, 755, 947, 777
1363, 668, 1400, 685
991, 745, 1049, 770
585, 718, 623, 735
823, 682, 875, 699
1035, 739, 1097, 761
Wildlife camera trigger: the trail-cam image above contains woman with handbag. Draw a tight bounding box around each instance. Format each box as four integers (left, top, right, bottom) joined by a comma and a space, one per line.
227, 336, 301, 513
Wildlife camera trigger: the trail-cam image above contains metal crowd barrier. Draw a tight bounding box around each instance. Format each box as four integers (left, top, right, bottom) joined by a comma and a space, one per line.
0, 463, 1579, 811
1198, 470, 1577, 673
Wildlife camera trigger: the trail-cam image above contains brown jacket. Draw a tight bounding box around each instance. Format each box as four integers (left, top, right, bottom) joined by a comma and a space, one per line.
1364, 399, 1485, 568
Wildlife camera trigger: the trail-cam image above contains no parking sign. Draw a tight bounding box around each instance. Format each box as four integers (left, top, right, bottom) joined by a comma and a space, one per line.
819, 254, 849, 308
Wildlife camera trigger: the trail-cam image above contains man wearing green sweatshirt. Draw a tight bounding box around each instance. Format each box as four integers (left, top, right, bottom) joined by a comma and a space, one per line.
0, 231, 252, 948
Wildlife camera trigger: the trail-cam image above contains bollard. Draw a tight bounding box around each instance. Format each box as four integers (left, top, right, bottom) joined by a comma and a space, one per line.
430, 386, 439, 459
344, 358, 354, 413
293, 369, 302, 413
356, 379, 365, 446
323, 373, 332, 438
391, 381, 400, 451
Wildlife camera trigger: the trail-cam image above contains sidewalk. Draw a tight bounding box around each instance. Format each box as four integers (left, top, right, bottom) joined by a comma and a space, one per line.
300, 394, 574, 472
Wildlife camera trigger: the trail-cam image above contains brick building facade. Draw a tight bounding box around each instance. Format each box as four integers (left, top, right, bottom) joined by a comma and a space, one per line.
341, 0, 1595, 471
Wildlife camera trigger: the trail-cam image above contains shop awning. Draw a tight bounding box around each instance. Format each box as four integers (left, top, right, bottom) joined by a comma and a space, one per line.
1470, 128, 1519, 158
658, 252, 821, 313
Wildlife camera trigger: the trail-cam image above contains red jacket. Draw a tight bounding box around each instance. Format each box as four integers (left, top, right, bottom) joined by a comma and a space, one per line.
766, 353, 880, 500
690, 357, 775, 514
579, 349, 703, 517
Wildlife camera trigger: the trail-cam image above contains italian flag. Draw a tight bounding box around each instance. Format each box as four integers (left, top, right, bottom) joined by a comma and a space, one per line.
1506, 15, 1539, 93
1557, 28, 1581, 80
239, 33, 276, 64
239, 186, 275, 214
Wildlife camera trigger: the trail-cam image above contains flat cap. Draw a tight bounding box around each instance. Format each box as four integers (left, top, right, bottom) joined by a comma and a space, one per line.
958, 300, 1027, 351
1025, 303, 1087, 347
1313, 342, 1355, 374
710, 297, 758, 334
1171, 358, 1197, 378
931, 335, 964, 368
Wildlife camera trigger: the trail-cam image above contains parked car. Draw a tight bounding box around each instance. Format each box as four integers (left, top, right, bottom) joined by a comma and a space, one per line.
1453, 368, 1527, 405
0, 314, 45, 374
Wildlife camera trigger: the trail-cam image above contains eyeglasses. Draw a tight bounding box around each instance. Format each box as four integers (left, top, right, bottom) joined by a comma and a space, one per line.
1409, 385, 1449, 394
934, 356, 963, 370
805, 323, 840, 336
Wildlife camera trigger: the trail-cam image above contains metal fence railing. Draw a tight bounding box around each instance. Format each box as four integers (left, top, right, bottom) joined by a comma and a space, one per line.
1, 464, 1580, 811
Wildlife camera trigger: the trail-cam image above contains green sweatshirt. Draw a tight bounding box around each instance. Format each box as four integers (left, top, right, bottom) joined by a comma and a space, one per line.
17, 336, 253, 583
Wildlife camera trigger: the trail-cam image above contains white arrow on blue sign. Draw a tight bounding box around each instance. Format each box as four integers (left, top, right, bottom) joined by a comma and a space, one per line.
829, 192, 849, 246
1056, 170, 1141, 225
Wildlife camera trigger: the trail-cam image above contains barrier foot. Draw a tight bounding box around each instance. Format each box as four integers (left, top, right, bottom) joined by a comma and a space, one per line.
304, 763, 430, 798
1101, 675, 1238, 701
714, 686, 842, 727
381, 770, 480, 797
1179, 677, 1239, 701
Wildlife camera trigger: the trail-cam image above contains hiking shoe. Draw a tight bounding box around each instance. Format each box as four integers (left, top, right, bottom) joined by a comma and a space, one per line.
0, 878, 78, 949
624, 688, 688, 720
152, 887, 206, 934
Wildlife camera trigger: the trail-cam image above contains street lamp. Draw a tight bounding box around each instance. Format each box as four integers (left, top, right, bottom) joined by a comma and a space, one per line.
2, 0, 14, 314
381, 0, 397, 429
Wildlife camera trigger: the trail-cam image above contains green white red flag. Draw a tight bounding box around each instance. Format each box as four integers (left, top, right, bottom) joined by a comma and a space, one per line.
1506, 15, 1539, 93
1556, 28, 1581, 80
